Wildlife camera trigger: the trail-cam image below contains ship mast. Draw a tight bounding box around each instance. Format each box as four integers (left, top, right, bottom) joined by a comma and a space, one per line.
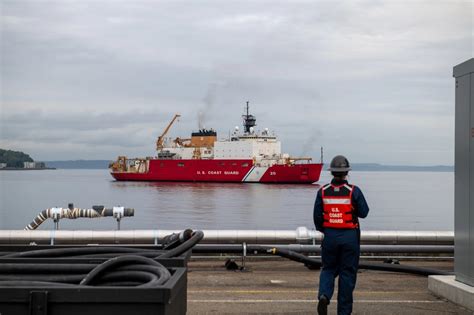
242, 101, 256, 133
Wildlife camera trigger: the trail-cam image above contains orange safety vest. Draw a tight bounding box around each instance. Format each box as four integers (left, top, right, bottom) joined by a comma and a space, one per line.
321, 183, 358, 229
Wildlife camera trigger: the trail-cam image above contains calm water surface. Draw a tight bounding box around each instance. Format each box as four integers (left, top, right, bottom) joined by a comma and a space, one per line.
0, 169, 453, 231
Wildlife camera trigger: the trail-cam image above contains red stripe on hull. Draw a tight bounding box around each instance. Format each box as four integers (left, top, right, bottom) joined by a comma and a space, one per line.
112, 159, 253, 182
260, 164, 323, 183
111, 159, 322, 184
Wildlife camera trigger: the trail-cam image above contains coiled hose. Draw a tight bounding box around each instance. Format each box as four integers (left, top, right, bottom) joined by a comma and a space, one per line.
0, 255, 170, 287
0, 229, 204, 287
268, 247, 453, 276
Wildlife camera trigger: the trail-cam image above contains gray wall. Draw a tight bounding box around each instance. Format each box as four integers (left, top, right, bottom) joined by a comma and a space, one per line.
453, 58, 474, 286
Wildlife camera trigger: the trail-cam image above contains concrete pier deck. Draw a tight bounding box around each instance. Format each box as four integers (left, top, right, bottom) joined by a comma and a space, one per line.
187, 258, 471, 314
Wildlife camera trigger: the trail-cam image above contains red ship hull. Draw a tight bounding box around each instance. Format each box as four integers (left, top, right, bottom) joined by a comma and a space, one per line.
111, 159, 323, 184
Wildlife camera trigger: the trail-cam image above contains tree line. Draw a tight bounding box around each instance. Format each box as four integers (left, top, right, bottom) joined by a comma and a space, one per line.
0, 149, 34, 167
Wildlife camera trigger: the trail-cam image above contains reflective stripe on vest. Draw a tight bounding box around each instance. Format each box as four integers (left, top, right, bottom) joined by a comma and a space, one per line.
321, 183, 358, 229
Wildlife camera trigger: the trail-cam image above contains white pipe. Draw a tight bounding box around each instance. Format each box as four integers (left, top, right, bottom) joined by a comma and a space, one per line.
0, 227, 454, 245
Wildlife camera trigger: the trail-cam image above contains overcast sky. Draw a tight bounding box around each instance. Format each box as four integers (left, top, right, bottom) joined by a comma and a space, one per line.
1, 0, 472, 165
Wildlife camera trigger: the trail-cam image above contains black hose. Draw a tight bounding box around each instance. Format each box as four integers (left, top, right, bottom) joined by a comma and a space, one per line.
266, 247, 321, 270
0, 229, 204, 288
97, 270, 159, 286
268, 247, 453, 276
0, 256, 172, 288
80, 255, 170, 287
158, 230, 204, 259
0, 274, 85, 283
358, 260, 453, 276
1, 230, 205, 259
0, 246, 154, 258
269, 248, 320, 267
162, 229, 193, 250
63, 251, 166, 259
0, 263, 96, 273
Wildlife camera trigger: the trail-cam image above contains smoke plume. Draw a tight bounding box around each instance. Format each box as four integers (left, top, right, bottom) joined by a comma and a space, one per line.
198, 82, 219, 130
300, 129, 323, 157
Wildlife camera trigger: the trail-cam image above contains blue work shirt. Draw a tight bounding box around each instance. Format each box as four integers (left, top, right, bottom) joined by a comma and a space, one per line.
313, 178, 369, 232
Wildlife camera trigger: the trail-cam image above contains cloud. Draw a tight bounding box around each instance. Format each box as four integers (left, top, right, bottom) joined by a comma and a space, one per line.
0, 0, 471, 164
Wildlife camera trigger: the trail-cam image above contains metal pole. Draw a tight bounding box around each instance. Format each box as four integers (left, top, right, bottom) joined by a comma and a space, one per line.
242, 242, 247, 270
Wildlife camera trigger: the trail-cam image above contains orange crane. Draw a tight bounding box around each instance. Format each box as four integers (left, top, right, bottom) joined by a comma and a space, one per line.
156, 114, 181, 151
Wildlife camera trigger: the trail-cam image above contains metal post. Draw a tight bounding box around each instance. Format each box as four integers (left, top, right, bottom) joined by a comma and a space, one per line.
51, 207, 61, 231
242, 242, 247, 270
113, 206, 124, 231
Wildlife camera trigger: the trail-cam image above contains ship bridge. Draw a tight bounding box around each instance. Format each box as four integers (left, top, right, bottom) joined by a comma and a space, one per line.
214, 127, 281, 160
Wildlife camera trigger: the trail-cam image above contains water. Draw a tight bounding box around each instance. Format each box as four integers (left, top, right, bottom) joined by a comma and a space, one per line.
0, 169, 453, 231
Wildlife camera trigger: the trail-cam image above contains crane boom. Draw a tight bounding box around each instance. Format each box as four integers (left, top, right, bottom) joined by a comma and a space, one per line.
156, 114, 181, 151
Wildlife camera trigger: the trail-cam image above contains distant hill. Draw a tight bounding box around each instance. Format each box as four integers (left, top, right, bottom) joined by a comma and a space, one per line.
44, 159, 454, 172
351, 163, 453, 172
45, 160, 111, 169
0, 148, 34, 167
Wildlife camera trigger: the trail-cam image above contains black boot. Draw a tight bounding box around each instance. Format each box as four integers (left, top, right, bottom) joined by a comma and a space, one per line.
317, 295, 329, 315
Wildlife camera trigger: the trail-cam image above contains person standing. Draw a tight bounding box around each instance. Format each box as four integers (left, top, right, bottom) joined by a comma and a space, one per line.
313, 155, 369, 315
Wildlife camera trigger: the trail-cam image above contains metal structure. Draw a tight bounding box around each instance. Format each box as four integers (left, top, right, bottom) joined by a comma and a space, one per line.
156, 113, 181, 150
242, 101, 256, 133
453, 58, 474, 286
0, 228, 454, 246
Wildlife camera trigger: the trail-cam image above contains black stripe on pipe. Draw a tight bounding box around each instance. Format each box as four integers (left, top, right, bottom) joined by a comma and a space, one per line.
191, 244, 454, 254
101, 208, 134, 217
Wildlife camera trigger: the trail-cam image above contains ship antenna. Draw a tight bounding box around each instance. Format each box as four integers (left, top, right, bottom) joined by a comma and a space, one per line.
242, 101, 256, 133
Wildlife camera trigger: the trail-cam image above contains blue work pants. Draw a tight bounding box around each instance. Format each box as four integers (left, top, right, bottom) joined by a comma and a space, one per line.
318, 228, 360, 315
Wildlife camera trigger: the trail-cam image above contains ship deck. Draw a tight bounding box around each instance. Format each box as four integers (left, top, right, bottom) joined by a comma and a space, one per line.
187, 258, 469, 314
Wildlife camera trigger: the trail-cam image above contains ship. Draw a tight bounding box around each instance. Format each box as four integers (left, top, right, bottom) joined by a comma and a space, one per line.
110, 102, 323, 183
